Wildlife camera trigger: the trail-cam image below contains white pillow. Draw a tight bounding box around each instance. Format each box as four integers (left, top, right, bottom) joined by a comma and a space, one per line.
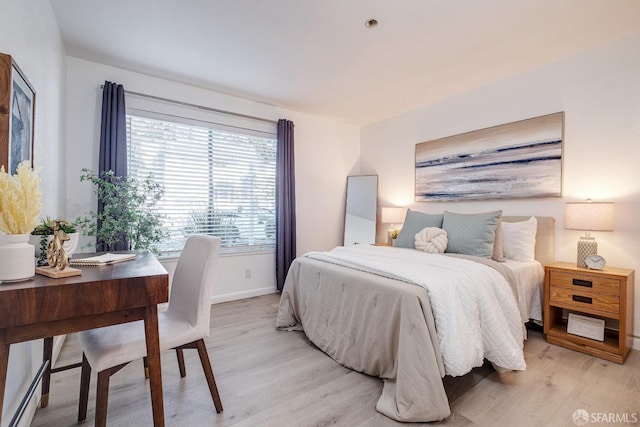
414, 227, 448, 253
501, 217, 537, 262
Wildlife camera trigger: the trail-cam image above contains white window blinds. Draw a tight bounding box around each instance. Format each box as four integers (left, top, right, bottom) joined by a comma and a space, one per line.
126, 110, 276, 254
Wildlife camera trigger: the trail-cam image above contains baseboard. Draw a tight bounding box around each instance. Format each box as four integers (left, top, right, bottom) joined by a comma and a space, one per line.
632, 336, 640, 351
210, 286, 276, 304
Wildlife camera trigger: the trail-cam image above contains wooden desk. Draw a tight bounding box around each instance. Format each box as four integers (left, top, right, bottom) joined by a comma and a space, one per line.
0, 252, 169, 426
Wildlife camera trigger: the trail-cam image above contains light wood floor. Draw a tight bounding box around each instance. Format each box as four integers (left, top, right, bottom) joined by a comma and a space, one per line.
31, 293, 640, 427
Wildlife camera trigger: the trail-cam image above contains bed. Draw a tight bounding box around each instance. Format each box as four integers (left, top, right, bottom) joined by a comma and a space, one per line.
275, 215, 554, 422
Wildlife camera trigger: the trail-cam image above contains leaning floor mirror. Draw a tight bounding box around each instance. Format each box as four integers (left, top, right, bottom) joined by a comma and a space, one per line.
343, 175, 378, 246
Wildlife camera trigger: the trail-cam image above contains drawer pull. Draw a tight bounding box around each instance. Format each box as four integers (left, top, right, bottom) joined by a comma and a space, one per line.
572, 295, 592, 304
573, 278, 592, 288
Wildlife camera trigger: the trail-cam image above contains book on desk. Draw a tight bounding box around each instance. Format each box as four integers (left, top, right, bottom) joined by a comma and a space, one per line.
69, 253, 136, 266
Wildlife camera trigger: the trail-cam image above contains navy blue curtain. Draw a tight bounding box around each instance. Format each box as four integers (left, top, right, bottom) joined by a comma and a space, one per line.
98, 81, 128, 251
276, 119, 296, 292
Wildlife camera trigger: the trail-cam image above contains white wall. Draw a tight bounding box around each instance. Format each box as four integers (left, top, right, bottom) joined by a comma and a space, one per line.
361, 33, 640, 348
65, 57, 360, 301
0, 1, 66, 425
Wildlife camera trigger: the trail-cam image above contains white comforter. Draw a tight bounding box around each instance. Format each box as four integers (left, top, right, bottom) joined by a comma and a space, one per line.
306, 245, 526, 376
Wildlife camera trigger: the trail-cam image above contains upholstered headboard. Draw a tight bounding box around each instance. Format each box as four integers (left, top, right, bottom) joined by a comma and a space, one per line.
502, 216, 555, 267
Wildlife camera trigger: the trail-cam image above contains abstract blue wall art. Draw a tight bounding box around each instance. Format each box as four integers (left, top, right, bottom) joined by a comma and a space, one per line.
1, 52, 35, 174
415, 112, 563, 201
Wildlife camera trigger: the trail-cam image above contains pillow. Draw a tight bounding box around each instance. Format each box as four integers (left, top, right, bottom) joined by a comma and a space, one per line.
414, 227, 448, 253
492, 219, 505, 262
395, 209, 444, 248
501, 216, 537, 262
442, 210, 502, 258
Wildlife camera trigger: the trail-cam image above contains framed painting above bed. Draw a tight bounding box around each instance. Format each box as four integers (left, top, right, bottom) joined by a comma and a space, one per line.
415, 112, 564, 201
0, 52, 36, 174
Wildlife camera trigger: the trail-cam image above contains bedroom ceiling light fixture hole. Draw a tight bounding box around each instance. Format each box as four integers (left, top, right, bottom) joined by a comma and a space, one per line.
365, 19, 379, 28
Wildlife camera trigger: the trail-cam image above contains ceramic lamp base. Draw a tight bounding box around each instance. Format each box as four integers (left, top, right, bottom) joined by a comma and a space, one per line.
577, 236, 597, 268
387, 227, 399, 246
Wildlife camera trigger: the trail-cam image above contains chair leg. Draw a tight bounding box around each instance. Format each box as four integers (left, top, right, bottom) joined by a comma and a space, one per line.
41, 337, 53, 408
195, 339, 223, 413
78, 353, 91, 422
176, 348, 187, 378
143, 356, 149, 379
95, 369, 111, 427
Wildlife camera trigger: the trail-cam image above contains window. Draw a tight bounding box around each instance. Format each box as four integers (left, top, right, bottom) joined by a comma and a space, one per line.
126, 110, 276, 254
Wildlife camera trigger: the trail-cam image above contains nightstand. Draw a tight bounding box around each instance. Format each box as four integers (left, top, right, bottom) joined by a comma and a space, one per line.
544, 262, 635, 363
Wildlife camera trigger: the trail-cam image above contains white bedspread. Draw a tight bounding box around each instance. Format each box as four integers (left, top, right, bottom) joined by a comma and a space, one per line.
306, 245, 526, 376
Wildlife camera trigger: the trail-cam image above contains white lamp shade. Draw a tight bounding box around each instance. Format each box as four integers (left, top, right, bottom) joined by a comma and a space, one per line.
565, 202, 614, 231
381, 207, 406, 224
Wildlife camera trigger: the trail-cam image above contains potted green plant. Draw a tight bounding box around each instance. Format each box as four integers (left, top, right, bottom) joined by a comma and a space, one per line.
31, 216, 79, 266
75, 168, 166, 253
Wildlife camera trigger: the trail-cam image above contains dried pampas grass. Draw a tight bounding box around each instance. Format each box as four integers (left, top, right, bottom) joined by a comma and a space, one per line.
0, 162, 43, 234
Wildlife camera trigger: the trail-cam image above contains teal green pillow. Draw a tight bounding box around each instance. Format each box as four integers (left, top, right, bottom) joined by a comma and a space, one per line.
442, 210, 502, 258
395, 210, 444, 248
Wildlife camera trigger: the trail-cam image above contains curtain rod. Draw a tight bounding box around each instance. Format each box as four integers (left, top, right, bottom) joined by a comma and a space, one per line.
100, 85, 278, 125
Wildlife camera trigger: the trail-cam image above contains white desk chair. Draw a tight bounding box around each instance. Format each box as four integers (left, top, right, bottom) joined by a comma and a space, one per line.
77, 235, 223, 425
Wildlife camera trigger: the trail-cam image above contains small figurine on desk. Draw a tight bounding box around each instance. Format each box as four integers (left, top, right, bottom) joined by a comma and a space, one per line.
36, 219, 82, 279
46, 220, 70, 270
34, 220, 81, 278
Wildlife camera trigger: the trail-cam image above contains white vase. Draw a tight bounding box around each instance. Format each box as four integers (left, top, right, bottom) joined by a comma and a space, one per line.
0, 234, 35, 282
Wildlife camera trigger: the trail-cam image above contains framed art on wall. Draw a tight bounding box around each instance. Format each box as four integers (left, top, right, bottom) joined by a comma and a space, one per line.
0, 52, 36, 174
415, 112, 564, 201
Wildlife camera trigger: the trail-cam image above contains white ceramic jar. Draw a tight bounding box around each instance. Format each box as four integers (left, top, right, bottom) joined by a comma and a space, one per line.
0, 234, 35, 282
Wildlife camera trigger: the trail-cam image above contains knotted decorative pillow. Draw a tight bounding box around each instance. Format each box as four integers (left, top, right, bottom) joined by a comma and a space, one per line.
414, 227, 448, 253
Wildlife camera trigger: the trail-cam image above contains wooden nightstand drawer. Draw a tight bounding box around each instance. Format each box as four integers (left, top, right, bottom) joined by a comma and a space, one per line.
549, 286, 619, 316
548, 270, 620, 295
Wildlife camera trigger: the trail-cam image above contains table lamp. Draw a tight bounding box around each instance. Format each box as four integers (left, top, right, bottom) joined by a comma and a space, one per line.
565, 200, 614, 268
381, 207, 406, 245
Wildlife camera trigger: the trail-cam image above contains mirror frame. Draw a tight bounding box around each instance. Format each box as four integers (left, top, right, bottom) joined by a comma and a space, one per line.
343, 175, 378, 246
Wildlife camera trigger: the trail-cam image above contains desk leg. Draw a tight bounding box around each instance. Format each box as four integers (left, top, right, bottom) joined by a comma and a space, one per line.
143, 305, 165, 427
0, 338, 9, 427
41, 337, 53, 407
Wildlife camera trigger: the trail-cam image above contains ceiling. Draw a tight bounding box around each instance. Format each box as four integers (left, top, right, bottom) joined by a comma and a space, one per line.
50, 0, 640, 125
